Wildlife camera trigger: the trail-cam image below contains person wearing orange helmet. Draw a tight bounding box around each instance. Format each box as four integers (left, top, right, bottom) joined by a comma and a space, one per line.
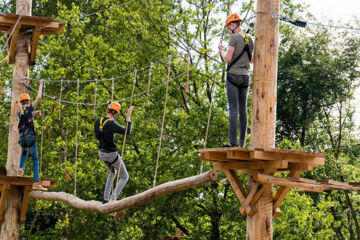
218, 13, 254, 147
17, 80, 47, 191
94, 101, 134, 204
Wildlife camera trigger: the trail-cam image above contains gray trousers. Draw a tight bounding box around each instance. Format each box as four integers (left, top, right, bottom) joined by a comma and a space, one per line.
226, 73, 250, 147
98, 151, 129, 201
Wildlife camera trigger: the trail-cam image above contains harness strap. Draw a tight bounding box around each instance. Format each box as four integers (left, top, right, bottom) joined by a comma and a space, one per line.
99, 117, 110, 132
227, 33, 252, 72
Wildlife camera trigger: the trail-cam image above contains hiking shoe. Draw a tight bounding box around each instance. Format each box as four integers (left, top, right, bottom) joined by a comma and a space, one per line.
102, 199, 109, 204
33, 182, 47, 191
222, 144, 238, 148
17, 169, 24, 177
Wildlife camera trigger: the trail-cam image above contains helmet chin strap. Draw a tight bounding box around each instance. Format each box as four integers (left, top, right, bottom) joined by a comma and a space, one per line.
229, 23, 240, 34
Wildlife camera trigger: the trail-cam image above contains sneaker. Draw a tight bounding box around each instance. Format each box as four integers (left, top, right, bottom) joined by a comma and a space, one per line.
109, 199, 115, 203
17, 169, 24, 177
102, 199, 109, 204
33, 182, 47, 191
222, 144, 238, 148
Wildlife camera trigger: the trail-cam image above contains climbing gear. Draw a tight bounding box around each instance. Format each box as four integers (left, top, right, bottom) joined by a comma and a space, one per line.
20, 93, 30, 101
226, 32, 252, 72
99, 117, 111, 132
104, 154, 119, 174
225, 13, 243, 27
33, 181, 47, 191
18, 135, 36, 148
108, 102, 121, 113
18, 107, 36, 138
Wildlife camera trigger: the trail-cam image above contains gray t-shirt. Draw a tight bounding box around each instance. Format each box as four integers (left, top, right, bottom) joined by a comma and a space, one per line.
228, 33, 254, 75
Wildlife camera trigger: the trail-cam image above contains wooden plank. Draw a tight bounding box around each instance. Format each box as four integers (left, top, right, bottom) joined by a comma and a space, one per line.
0, 15, 60, 31
199, 147, 242, 153
227, 149, 251, 160
273, 171, 302, 211
250, 150, 324, 165
253, 173, 324, 192
214, 160, 287, 171
0, 184, 10, 223
223, 170, 247, 203
264, 148, 325, 157
8, 24, 21, 64
40, 178, 56, 189
287, 163, 314, 171
19, 185, 33, 224
0, 176, 33, 186
29, 26, 40, 65
201, 152, 230, 162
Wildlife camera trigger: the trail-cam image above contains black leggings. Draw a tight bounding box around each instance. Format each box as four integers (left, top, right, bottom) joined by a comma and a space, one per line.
226, 73, 250, 147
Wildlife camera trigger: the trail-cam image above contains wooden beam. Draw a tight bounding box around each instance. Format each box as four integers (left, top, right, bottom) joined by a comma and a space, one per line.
29, 171, 218, 215
214, 160, 287, 171
250, 150, 324, 165
273, 171, 302, 213
8, 24, 21, 64
201, 152, 230, 162
227, 149, 251, 160
253, 173, 324, 192
29, 26, 40, 65
19, 185, 32, 224
0, 176, 33, 186
239, 168, 275, 215
223, 170, 247, 203
0, 184, 11, 223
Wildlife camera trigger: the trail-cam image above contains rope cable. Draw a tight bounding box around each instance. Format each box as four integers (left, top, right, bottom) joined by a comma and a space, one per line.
74, 79, 80, 196
116, 70, 137, 186
200, 74, 216, 174
153, 59, 171, 187
39, 82, 45, 174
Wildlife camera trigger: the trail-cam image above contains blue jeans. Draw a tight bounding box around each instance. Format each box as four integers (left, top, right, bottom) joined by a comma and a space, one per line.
19, 140, 40, 182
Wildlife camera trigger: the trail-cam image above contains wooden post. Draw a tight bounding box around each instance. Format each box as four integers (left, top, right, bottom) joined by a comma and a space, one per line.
248, 0, 280, 239
2, 1, 32, 239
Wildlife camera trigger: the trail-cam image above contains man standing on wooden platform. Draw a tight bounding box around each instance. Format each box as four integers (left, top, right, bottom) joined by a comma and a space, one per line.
94, 102, 133, 204
218, 13, 254, 148
17, 80, 47, 191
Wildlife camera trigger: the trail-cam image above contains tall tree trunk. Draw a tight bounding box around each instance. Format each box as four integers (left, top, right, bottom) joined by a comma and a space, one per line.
1, 1, 32, 239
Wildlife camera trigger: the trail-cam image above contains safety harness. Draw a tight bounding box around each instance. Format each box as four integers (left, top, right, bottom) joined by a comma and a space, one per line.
98, 117, 119, 172
99, 117, 110, 132
226, 32, 252, 72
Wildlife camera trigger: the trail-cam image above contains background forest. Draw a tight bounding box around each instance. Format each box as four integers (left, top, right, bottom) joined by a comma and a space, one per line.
1, 0, 360, 239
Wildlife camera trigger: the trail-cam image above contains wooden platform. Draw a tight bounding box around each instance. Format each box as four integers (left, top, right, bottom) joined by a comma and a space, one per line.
199, 147, 360, 217
0, 13, 64, 65
0, 167, 56, 224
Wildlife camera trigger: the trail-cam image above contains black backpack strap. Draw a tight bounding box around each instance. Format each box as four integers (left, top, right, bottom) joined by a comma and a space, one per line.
227, 34, 252, 72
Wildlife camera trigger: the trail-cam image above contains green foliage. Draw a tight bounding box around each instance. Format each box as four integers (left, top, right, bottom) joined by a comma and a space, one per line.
0, 0, 360, 239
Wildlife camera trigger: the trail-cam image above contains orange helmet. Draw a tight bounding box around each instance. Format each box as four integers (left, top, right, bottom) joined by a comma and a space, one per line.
225, 13, 243, 26
108, 102, 121, 113
20, 93, 30, 101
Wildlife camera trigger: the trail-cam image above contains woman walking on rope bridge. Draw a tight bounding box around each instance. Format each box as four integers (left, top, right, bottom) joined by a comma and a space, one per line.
94, 102, 134, 204
218, 13, 254, 148
17, 80, 47, 191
